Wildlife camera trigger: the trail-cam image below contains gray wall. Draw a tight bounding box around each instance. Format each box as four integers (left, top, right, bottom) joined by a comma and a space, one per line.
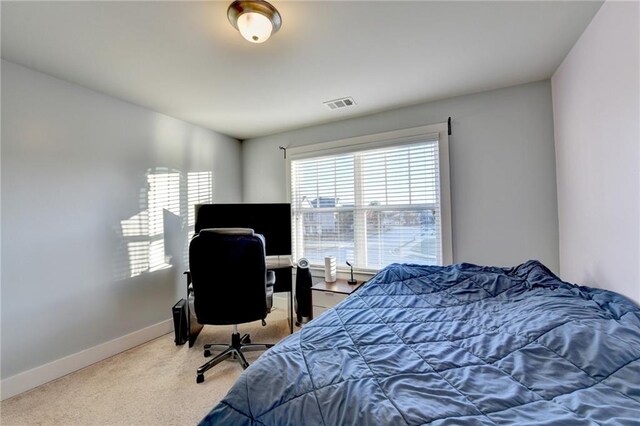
1, 60, 242, 379
243, 80, 559, 272
552, 1, 639, 304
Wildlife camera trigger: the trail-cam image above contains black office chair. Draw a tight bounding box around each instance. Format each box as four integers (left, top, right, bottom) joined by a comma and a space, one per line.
188, 228, 275, 384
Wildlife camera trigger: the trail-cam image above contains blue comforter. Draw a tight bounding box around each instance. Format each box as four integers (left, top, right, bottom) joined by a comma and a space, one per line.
200, 260, 640, 425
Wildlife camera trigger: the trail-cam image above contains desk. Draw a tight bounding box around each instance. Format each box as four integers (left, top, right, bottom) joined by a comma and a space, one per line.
267, 256, 294, 333
311, 279, 364, 318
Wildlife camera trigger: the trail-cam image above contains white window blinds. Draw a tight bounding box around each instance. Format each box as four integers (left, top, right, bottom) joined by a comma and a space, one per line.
290, 135, 447, 270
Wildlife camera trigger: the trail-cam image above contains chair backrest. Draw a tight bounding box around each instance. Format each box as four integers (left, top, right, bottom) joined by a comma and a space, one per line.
189, 228, 269, 325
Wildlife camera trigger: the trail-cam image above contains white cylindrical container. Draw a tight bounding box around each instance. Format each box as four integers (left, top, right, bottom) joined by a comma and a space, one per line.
324, 256, 337, 282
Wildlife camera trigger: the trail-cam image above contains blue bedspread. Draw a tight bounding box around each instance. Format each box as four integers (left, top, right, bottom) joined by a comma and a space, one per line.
200, 260, 640, 425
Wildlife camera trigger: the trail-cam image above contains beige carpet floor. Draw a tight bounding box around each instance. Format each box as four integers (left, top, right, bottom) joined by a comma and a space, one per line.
1, 308, 293, 426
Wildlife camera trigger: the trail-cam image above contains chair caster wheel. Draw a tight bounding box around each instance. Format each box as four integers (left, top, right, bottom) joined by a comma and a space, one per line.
196, 374, 204, 384
204, 350, 211, 357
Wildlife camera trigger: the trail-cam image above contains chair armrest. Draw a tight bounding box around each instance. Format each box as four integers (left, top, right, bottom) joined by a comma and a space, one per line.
265, 270, 275, 312
266, 270, 276, 287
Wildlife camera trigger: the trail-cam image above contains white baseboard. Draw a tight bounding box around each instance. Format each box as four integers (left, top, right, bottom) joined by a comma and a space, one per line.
0, 319, 173, 401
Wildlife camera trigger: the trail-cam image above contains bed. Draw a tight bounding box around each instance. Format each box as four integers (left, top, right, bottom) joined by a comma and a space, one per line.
199, 260, 640, 425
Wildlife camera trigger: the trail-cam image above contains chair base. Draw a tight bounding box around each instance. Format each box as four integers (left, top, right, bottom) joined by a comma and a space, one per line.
196, 332, 273, 383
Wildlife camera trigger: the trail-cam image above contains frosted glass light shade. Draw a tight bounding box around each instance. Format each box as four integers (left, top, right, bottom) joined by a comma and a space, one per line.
237, 12, 273, 43
228, 0, 282, 44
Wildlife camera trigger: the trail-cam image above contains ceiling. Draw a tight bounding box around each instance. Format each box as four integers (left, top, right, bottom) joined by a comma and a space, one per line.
1, 1, 602, 140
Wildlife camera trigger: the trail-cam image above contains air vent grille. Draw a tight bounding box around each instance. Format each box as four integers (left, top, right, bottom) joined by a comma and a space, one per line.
323, 97, 356, 110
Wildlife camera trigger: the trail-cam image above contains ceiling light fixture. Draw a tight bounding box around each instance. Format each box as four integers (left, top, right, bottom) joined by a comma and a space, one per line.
227, 0, 282, 44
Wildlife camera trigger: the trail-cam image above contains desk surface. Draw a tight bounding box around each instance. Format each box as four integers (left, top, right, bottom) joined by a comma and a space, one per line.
266, 256, 293, 269
312, 279, 363, 295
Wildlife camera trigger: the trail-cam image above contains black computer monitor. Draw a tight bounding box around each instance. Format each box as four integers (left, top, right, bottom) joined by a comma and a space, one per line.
194, 203, 292, 256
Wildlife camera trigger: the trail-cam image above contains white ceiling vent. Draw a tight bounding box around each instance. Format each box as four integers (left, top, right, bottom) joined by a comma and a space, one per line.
323, 97, 357, 110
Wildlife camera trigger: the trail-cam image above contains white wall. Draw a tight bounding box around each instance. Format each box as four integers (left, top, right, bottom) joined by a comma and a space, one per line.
551, 1, 640, 304
1, 60, 242, 384
243, 81, 560, 272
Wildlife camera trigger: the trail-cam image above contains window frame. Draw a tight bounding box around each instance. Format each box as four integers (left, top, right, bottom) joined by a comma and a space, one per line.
286, 122, 452, 272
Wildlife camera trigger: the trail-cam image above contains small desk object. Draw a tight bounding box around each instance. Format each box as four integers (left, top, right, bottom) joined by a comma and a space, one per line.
311, 279, 364, 319
266, 256, 294, 333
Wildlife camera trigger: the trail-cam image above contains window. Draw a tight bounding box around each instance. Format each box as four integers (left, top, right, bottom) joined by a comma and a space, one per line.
288, 123, 451, 271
